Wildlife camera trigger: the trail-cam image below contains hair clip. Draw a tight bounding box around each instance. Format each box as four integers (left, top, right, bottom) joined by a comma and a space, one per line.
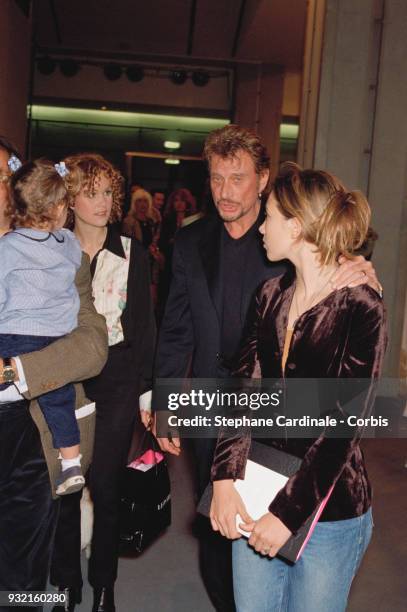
54, 161, 69, 178
8, 155, 22, 173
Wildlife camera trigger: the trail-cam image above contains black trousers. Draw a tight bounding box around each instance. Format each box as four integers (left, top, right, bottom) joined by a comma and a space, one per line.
192, 438, 236, 612
0, 400, 59, 612
51, 345, 140, 589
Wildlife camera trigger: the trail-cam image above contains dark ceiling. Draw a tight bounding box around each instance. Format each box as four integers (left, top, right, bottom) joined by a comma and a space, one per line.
30, 0, 305, 172
33, 0, 307, 70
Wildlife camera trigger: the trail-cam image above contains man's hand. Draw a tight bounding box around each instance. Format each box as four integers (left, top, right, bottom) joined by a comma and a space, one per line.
210, 480, 252, 539
150, 411, 181, 456
332, 255, 381, 293
239, 512, 292, 557
156, 435, 181, 456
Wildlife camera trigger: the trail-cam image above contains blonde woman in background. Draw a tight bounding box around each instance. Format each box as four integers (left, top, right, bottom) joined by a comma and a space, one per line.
122, 187, 160, 247
123, 188, 163, 305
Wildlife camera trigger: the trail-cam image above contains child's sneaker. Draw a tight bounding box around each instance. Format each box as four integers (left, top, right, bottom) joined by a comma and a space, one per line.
55, 465, 85, 496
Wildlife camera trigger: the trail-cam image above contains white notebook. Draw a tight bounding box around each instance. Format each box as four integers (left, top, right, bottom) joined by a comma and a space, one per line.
234, 459, 289, 536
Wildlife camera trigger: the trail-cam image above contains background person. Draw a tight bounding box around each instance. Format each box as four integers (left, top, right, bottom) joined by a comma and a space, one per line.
157, 187, 198, 318
210, 162, 387, 612
152, 189, 166, 216
122, 187, 160, 248
122, 187, 163, 306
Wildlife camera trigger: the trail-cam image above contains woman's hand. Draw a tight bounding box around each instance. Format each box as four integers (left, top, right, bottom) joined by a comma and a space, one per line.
332, 255, 381, 293
210, 480, 252, 539
239, 512, 292, 557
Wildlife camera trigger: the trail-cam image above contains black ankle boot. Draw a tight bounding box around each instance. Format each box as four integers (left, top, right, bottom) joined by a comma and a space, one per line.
51, 586, 82, 611
92, 587, 115, 612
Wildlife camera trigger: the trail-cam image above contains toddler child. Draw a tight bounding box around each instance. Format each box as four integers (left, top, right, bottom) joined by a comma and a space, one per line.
0, 159, 84, 495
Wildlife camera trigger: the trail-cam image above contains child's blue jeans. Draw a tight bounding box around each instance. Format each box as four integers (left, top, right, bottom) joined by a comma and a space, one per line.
0, 333, 79, 449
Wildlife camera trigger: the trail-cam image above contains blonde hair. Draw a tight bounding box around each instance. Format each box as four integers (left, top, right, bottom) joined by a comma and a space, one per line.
9, 159, 68, 228
64, 153, 124, 226
273, 162, 371, 265
130, 188, 155, 220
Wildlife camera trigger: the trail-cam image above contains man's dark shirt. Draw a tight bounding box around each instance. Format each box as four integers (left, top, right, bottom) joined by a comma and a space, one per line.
220, 213, 264, 366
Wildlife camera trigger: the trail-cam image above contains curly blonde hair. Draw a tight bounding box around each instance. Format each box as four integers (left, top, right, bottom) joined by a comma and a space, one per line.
64, 153, 124, 226
8, 159, 69, 228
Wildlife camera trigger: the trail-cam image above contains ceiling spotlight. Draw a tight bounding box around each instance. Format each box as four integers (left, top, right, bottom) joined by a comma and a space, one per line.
165, 158, 180, 165
126, 65, 144, 82
192, 70, 210, 87
103, 63, 122, 81
170, 69, 187, 85
164, 141, 181, 150
60, 59, 80, 77
37, 56, 56, 75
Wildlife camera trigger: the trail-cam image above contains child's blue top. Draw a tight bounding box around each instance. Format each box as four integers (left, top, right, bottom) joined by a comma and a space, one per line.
0, 228, 82, 336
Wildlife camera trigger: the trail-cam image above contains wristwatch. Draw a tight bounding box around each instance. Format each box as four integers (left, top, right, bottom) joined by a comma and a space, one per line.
1, 357, 16, 384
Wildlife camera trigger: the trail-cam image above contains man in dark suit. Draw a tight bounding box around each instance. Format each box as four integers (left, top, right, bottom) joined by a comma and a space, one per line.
154, 125, 283, 611
153, 125, 379, 612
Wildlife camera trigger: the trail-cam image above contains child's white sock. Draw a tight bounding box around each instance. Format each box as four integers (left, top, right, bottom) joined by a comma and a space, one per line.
61, 454, 82, 472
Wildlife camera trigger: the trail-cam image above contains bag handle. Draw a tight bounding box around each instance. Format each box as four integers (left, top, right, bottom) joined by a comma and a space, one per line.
130, 428, 162, 463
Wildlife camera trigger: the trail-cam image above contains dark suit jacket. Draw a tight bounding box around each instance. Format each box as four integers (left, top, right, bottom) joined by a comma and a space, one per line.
120, 233, 156, 393
211, 271, 387, 534
155, 213, 287, 381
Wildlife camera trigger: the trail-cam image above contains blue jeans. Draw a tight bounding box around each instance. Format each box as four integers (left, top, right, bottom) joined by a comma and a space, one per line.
232, 508, 373, 612
0, 334, 79, 448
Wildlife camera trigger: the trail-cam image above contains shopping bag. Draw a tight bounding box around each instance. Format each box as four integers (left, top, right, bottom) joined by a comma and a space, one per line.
119, 430, 171, 554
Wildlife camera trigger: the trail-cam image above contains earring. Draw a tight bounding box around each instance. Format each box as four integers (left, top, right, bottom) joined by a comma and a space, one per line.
258, 192, 262, 199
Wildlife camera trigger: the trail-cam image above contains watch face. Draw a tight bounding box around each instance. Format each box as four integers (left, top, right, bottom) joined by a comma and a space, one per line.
2, 366, 16, 383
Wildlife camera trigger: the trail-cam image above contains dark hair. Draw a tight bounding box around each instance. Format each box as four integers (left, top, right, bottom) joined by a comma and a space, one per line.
203, 124, 270, 176
9, 159, 69, 228
164, 188, 196, 218
273, 162, 371, 265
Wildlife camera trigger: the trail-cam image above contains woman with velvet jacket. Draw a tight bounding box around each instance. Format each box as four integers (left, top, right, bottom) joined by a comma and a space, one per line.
210, 163, 387, 612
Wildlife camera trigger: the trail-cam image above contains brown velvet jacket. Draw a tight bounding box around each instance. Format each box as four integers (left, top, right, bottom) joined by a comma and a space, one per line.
211, 271, 387, 535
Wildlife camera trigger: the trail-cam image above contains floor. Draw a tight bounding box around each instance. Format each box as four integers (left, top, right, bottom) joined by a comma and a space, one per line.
48, 438, 407, 612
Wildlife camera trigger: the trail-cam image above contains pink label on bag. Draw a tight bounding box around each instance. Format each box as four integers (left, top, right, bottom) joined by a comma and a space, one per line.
127, 449, 164, 470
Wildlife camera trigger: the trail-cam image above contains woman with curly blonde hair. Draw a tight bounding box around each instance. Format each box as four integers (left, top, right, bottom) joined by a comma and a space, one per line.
50, 153, 156, 612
